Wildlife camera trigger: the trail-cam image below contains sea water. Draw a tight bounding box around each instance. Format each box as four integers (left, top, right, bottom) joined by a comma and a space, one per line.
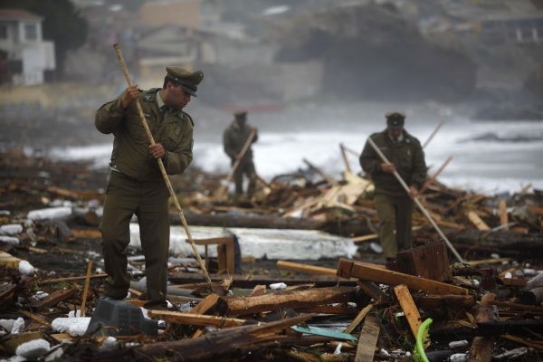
49, 101, 543, 195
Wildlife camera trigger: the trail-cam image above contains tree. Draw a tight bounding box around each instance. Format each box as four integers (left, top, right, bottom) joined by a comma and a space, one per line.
0, 0, 88, 78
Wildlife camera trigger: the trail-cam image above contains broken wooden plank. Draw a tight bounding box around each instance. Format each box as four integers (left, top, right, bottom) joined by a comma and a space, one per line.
394, 284, 422, 339
130, 314, 314, 362
223, 286, 358, 316
189, 293, 220, 315
499, 200, 509, 230
352, 234, 378, 243
19, 310, 51, 327
344, 303, 373, 334
467, 210, 490, 231
170, 271, 358, 289
276, 260, 348, 277
336, 259, 469, 295
71, 228, 101, 239
30, 288, 78, 311
468, 293, 497, 362
354, 315, 380, 362
148, 310, 247, 328
37, 274, 108, 285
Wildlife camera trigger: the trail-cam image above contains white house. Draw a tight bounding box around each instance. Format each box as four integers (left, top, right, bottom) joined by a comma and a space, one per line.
0, 8, 56, 86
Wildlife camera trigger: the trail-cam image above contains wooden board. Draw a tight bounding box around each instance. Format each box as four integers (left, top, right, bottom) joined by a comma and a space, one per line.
394, 284, 422, 339
337, 259, 469, 296
396, 242, 451, 282
354, 315, 380, 362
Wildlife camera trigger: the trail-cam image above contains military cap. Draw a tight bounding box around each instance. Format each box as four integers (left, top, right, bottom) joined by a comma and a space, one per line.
234, 110, 247, 120
385, 111, 405, 128
165, 67, 204, 97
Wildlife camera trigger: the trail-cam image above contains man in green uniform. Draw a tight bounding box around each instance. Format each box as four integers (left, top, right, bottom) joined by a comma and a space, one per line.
95, 67, 203, 309
222, 111, 259, 198
359, 112, 427, 267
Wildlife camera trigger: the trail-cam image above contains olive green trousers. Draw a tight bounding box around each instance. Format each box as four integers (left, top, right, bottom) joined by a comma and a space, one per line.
100, 171, 170, 303
374, 193, 414, 259
233, 159, 257, 197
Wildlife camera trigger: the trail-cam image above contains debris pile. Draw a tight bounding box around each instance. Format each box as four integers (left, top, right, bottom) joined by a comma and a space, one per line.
2, 149, 543, 361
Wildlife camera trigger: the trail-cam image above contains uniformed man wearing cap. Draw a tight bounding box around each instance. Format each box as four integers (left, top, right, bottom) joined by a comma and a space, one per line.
359, 112, 427, 268
95, 66, 203, 309
222, 110, 259, 199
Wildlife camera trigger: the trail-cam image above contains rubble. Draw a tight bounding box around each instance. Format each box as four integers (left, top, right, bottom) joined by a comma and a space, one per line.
1, 148, 543, 361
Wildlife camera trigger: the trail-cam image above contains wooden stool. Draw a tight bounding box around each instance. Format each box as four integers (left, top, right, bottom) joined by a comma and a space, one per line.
190, 237, 236, 275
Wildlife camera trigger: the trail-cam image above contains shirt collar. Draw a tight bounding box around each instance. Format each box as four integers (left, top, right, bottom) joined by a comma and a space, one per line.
388, 132, 404, 143
156, 91, 166, 110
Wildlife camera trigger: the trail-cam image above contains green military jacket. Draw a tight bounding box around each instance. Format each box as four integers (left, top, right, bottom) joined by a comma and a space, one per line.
359, 129, 427, 197
95, 88, 194, 182
222, 121, 258, 162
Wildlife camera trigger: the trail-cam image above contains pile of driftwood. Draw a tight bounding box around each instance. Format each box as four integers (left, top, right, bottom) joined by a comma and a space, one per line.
2, 148, 543, 361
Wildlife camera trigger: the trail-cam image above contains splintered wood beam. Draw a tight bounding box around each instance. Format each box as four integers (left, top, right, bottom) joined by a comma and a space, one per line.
336, 259, 469, 296
352, 234, 378, 243
468, 293, 497, 362
80, 260, 93, 317
354, 315, 380, 362
148, 310, 247, 327
467, 210, 491, 231
189, 293, 220, 315
128, 314, 314, 362
30, 288, 78, 311
499, 200, 509, 229
71, 228, 101, 238
37, 274, 108, 285
277, 260, 348, 277
394, 285, 422, 340
344, 303, 373, 334
223, 286, 358, 316
19, 310, 51, 327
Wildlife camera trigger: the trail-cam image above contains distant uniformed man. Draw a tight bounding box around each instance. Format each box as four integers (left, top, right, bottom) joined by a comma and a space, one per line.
223, 111, 259, 198
359, 112, 427, 267
95, 66, 203, 309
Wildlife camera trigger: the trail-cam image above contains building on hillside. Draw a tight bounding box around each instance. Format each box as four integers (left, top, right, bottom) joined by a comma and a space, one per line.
139, 0, 220, 29
427, 0, 543, 44
0, 8, 55, 86
136, 25, 198, 88
135, 0, 323, 104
